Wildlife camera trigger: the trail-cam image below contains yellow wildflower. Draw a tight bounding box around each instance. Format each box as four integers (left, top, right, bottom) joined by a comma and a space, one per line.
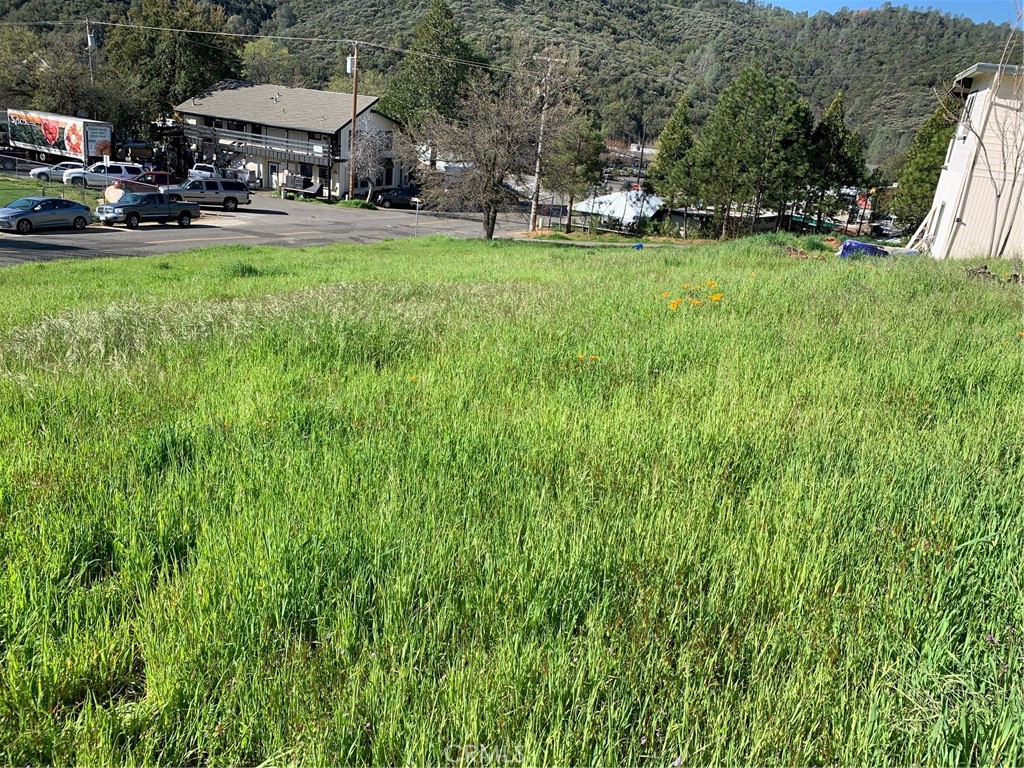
706, 280, 717, 288
708, 293, 724, 302
590, 355, 599, 361
577, 354, 585, 361
683, 283, 691, 290
661, 291, 670, 298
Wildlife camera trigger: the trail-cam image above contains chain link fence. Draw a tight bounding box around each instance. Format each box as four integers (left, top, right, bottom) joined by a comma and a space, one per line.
0, 180, 104, 208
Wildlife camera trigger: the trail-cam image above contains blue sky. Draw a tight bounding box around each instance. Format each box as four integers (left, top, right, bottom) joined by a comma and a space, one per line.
771, 0, 1018, 25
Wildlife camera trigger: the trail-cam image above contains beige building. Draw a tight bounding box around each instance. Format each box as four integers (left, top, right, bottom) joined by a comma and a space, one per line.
176, 80, 408, 198
909, 63, 1024, 259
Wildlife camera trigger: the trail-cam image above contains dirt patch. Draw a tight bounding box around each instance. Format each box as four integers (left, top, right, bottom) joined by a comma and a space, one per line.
966, 264, 1024, 283
785, 245, 826, 260
966, 265, 1002, 281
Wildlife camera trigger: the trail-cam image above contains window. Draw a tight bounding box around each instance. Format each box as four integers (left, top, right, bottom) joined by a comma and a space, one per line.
299, 163, 313, 178
203, 180, 219, 191
223, 181, 247, 191
957, 94, 977, 140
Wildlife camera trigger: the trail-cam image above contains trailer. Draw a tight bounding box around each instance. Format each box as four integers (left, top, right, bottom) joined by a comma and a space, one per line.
5, 109, 113, 165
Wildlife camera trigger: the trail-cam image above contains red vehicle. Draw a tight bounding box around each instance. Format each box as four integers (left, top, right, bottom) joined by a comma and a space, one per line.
113, 170, 178, 193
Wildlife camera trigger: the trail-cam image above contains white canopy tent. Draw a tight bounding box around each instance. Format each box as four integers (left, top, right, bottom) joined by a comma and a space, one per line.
572, 190, 664, 227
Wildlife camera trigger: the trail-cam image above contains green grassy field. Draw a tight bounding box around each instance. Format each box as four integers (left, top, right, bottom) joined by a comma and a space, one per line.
0, 235, 1021, 765
0, 176, 102, 209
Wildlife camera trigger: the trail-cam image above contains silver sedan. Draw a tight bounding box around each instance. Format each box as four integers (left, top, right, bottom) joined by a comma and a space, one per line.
0, 197, 92, 234
28, 161, 85, 183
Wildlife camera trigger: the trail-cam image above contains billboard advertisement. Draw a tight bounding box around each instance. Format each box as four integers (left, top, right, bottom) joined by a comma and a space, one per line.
84, 123, 113, 159
6, 110, 112, 161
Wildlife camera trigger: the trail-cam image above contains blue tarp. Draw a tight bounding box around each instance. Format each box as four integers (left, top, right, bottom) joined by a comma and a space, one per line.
837, 240, 889, 258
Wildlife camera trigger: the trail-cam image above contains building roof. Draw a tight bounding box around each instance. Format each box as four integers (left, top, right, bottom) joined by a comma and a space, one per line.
953, 63, 1024, 93
176, 80, 381, 133
572, 190, 664, 225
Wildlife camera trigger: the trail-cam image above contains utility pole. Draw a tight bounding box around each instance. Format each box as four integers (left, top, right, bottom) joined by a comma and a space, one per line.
635, 129, 645, 188
530, 56, 565, 232
347, 45, 359, 200
85, 19, 95, 86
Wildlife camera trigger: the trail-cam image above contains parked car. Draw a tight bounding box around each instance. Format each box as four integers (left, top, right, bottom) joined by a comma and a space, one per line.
113, 171, 178, 193
29, 161, 84, 182
187, 163, 222, 179
159, 178, 251, 210
374, 187, 421, 209
0, 197, 91, 234
96, 192, 200, 228
63, 163, 145, 188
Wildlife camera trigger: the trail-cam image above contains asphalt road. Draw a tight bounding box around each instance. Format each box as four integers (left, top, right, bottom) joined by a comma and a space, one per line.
0, 193, 530, 268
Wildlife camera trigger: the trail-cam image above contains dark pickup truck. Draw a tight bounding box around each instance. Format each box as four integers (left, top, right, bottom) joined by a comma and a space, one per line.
96, 192, 200, 228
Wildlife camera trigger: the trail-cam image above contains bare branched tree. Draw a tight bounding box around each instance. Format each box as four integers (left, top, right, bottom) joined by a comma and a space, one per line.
350, 115, 392, 201
403, 75, 542, 239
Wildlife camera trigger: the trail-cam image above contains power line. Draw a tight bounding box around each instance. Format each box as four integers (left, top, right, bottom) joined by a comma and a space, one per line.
0, 19, 522, 76
0, 16, 986, 84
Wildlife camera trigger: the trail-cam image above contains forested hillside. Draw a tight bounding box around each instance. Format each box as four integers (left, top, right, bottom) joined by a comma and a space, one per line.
0, 0, 1014, 165
278, 0, 1014, 163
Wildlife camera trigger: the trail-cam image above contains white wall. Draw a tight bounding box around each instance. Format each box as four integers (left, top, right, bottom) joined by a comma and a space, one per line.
925, 75, 1024, 258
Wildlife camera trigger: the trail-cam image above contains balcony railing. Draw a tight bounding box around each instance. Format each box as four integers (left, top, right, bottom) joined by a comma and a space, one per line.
184, 125, 338, 163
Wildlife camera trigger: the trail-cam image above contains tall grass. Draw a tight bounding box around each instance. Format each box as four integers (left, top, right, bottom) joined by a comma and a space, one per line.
0, 235, 1021, 764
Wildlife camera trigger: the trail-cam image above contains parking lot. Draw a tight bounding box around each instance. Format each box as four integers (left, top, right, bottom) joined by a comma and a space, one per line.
0, 192, 529, 268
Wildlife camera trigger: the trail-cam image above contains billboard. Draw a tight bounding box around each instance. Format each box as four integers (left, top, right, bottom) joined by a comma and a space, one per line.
6, 110, 112, 161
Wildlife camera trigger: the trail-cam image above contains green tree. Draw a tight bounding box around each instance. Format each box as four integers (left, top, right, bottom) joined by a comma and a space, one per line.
107, 0, 241, 119
809, 91, 865, 231
543, 112, 605, 234
379, 0, 477, 126
891, 99, 957, 231
647, 95, 694, 204
241, 39, 301, 86
647, 94, 697, 234
691, 67, 811, 238
410, 75, 541, 240
0, 27, 42, 107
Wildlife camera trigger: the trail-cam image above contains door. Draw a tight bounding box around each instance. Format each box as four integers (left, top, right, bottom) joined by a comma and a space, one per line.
269, 163, 279, 189
203, 180, 222, 205
32, 200, 61, 228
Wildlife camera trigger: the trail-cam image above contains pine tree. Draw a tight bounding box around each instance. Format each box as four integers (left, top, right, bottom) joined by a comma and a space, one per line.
810, 92, 866, 231
691, 67, 811, 237
379, 0, 477, 126
543, 113, 605, 234
647, 95, 695, 207
891, 99, 957, 231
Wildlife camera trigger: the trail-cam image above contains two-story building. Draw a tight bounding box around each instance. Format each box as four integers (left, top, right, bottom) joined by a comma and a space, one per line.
175, 79, 408, 198
909, 63, 1024, 259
